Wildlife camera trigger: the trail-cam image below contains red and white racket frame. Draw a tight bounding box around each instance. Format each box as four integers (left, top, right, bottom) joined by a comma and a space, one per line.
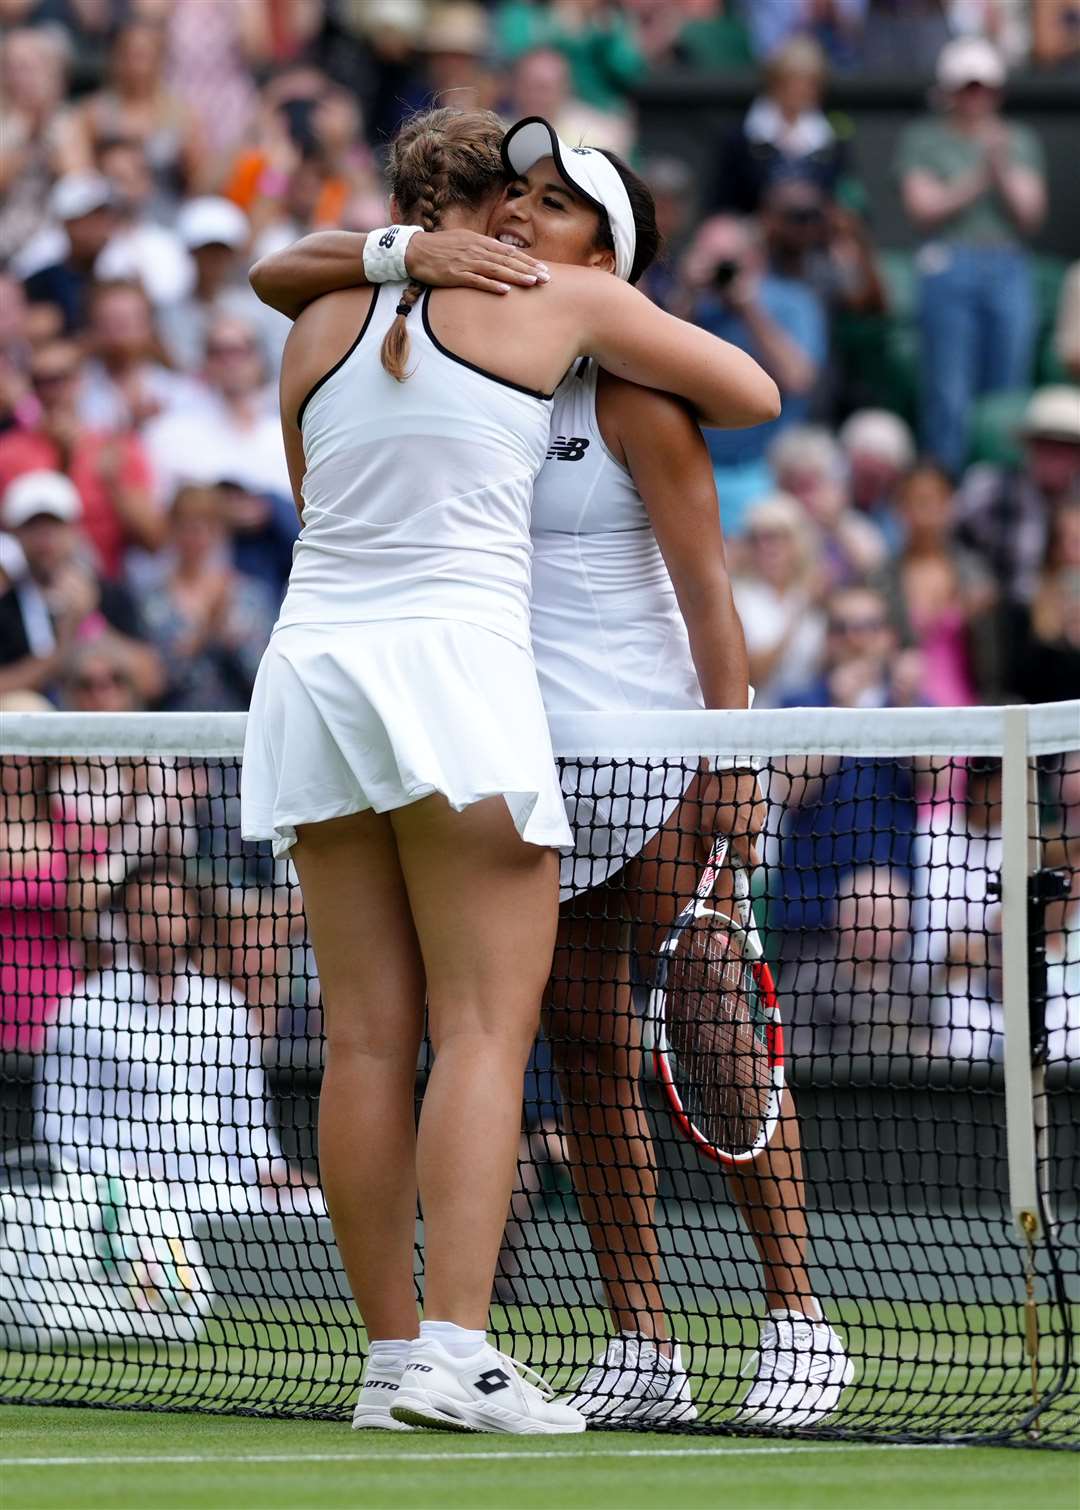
644, 837, 785, 1167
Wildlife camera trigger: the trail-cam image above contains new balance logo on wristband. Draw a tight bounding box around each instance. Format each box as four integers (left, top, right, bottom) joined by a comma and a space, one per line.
378, 228, 399, 248
546, 436, 590, 462
474, 1368, 512, 1395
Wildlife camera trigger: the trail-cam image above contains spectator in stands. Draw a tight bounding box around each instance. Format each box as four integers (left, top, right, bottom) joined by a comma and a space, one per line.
781, 865, 932, 1061
760, 173, 886, 324
678, 214, 826, 530
143, 313, 290, 502
742, 0, 868, 70
0, 688, 87, 1056
732, 491, 827, 708
59, 634, 145, 716
859, 0, 951, 75
638, 155, 696, 311
0, 26, 81, 268
159, 196, 281, 374
882, 461, 998, 707
73, 18, 205, 203
503, 45, 633, 155
90, 139, 195, 311
897, 37, 1047, 476
0, 531, 56, 697
495, 0, 645, 113
0, 338, 162, 579
837, 408, 916, 549
420, 3, 497, 117
767, 426, 887, 590
1031, 0, 1080, 70
769, 586, 922, 930
1, 468, 162, 705
19, 174, 119, 335
911, 757, 1005, 1062
216, 480, 299, 607
1013, 497, 1080, 706
1055, 262, 1080, 381
133, 483, 275, 713
79, 280, 207, 434
957, 385, 1080, 604
716, 37, 849, 213
35, 857, 323, 1219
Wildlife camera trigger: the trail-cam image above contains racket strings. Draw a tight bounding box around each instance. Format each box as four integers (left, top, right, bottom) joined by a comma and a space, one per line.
664, 916, 770, 1155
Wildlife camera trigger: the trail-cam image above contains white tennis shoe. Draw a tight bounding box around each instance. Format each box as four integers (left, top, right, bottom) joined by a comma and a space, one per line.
351, 1356, 414, 1431
391, 1338, 586, 1434
731, 1312, 853, 1429
564, 1336, 698, 1424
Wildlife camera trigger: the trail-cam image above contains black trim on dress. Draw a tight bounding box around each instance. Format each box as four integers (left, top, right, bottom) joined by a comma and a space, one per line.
421, 290, 554, 402
296, 286, 381, 428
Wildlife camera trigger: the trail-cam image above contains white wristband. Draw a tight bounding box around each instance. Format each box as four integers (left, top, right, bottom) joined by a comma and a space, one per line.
363, 225, 423, 284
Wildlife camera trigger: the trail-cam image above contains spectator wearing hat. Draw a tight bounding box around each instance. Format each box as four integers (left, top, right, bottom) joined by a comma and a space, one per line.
143, 313, 290, 505
19, 174, 119, 335
897, 37, 1047, 477
957, 386, 1080, 605
158, 196, 283, 373
422, 3, 496, 117
0, 339, 161, 580
79, 280, 209, 434
715, 37, 850, 214
1, 469, 162, 705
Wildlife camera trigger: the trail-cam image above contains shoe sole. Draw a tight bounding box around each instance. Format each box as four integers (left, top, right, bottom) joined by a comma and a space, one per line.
391, 1388, 586, 1435
351, 1404, 413, 1432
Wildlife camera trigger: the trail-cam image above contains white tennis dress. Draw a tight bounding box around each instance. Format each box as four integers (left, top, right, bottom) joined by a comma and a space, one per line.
530, 360, 704, 898
241, 284, 573, 856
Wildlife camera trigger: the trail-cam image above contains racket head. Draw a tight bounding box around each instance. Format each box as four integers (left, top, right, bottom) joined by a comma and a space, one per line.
648, 901, 784, 1167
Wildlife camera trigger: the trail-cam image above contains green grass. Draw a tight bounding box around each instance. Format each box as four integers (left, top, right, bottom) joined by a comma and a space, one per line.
2, 1405, 1078, 1510
5, 1298, 1077, 1443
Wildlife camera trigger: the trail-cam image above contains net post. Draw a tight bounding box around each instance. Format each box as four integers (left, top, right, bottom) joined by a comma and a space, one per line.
1001, 705, 1040, 1241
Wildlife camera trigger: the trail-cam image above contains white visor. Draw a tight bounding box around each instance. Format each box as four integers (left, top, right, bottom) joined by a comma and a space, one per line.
501, 116, 637, 283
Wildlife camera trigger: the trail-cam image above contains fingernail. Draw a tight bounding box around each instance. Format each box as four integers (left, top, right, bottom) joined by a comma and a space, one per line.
537, 266, 551, 281
498, 283, 510, 293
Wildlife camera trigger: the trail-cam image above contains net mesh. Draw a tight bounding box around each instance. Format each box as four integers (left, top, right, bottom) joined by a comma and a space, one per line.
0, 709, 1076, 1447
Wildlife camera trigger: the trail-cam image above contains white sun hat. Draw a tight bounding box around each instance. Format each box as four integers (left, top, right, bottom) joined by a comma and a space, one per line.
501, 116, 636, 283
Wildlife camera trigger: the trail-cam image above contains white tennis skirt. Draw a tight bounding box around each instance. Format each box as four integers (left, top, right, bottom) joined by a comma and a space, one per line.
558, 759, 692, 902
241, 619, 574, 858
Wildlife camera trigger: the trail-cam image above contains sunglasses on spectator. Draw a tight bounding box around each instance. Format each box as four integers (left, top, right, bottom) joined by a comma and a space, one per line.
828, 616, 888, 634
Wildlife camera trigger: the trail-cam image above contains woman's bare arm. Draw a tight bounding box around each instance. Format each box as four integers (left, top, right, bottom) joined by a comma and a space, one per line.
572, 270, 781, 429
251, 230, 548, 319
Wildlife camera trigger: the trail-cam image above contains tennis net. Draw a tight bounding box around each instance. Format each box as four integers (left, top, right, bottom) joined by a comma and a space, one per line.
0, 704, 1077, 1447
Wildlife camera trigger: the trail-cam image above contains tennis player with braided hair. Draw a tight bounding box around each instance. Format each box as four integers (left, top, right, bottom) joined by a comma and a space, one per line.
241, 106, 778, 1435
252, 116, 850, 1430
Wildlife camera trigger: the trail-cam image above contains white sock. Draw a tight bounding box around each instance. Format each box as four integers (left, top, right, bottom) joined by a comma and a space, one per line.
367, 1338, 412, 1372
420, 1319, 487, 1358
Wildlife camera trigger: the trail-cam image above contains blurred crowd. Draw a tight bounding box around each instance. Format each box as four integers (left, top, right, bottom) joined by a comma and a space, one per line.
0, 0, 1078, 1087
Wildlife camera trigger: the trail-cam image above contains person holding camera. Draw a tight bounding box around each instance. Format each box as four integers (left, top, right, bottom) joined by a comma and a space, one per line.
675, 213, 826, 533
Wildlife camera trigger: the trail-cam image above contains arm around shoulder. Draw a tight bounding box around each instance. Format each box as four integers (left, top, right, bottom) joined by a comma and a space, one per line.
574, 272, 780, 430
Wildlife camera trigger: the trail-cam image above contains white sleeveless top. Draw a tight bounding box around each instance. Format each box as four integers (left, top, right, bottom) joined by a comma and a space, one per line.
277, 284, 553, 651
530, 360, 702, 710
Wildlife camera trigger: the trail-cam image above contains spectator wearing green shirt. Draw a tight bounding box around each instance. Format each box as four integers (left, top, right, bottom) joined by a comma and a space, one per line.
897, 36, 1047, 477
493, 0, 645, 114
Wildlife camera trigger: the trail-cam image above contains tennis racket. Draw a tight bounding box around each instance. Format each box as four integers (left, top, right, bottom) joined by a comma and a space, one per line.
645, 837, 784, 1166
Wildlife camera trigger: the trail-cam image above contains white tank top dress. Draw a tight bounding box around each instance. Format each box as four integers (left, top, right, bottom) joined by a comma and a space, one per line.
530, 360, 704, 899
241, 284, 573, 858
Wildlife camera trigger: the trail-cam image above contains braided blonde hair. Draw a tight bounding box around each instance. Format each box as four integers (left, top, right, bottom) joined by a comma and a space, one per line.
380, 107, 505, 382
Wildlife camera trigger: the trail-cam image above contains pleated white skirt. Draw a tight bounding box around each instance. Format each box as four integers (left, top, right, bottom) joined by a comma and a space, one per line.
241, 620, 574, 858
558, 759, 690, 901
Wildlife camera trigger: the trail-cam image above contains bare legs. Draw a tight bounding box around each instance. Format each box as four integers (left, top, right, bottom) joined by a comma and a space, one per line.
545, 908, 669, 1341
291, 810, 426, 1342
292, 795, 558, 1342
